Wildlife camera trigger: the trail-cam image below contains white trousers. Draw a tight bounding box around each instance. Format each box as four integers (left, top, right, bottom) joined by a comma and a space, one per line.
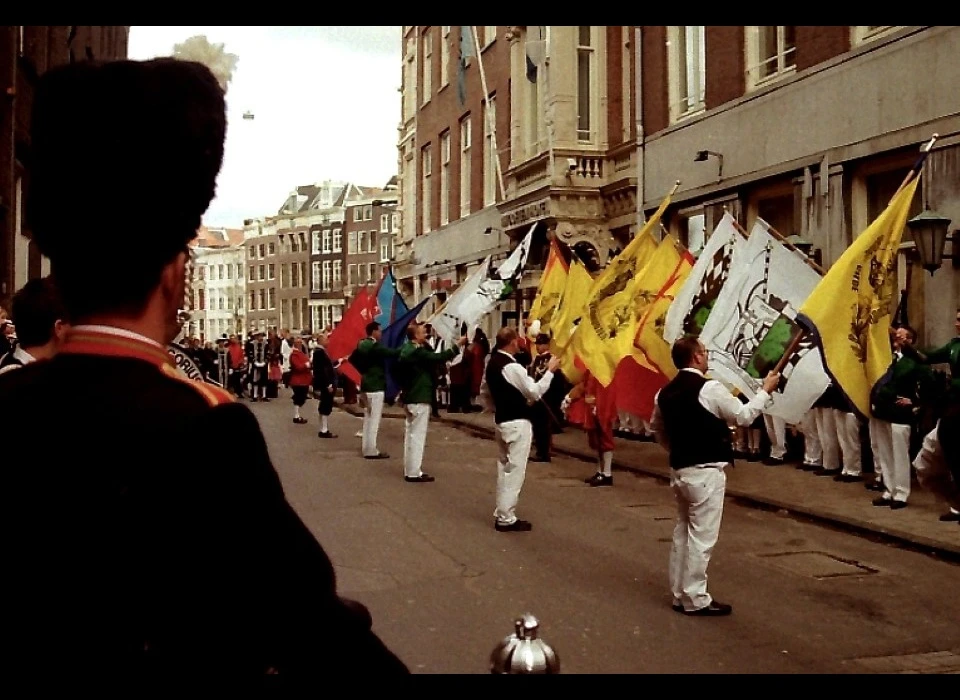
362, 391, 385, 457
814, 407, 840, 470
494, 419, 533, 525
800, 410, 822, 466
868, 417, 912, 502
670, 465, 726, 612
913, 421, 960, 511
764, 414, 787, 459
403, 403, 431, 477
836, 411, 863, 477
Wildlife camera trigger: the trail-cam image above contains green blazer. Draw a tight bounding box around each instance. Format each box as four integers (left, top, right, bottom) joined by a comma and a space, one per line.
354, 338, 400, 393
397, 341, 458, 404
871, 353, 934, 425
920, 337, 959, 393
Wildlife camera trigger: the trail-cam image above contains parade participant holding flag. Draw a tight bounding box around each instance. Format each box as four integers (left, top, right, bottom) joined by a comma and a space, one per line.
352, 321, 400, 460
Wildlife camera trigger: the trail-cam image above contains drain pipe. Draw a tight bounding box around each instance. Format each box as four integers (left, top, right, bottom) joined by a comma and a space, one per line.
634, 26, 645, 231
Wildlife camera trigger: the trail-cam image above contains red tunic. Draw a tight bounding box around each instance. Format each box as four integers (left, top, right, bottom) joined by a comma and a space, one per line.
288, 348, 313, 387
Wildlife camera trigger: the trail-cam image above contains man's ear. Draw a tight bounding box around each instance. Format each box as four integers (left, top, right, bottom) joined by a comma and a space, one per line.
160, 250, 189, 303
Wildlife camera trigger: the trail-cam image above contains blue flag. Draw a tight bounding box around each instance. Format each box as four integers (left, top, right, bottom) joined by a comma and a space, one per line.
383, 296, 432, 403
374, 268, 409, 329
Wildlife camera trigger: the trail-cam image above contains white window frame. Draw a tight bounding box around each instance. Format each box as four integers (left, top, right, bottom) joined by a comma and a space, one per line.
353, 207, 362, 222
312, 231, 320, 254
322, 260, 331, 291
576, 26, 596, 143
368, 230, 377, 254
460, 117, 472, 218
333, 228, 342, 252
348, 231, 358, 254
483, 26, 496, 48
322, 230, 332, 253
368, 263, 377, 283
268, 263, 275, 280
358, 230, 367, 253
392, 213, 400, 232
422, 144, 433, 234
312, 261, 321, 293
333, 260, 342, 286
440, 130, 451, 226
364, 205, 373, 221
483, 96, 497, 206
268, 288, 275, 310
422, 28, 433, 105
348, 263, 357, 285
380, 214, 390, 233
380, 238, 390, 262
745, 26, 796, 90
440, 26, 451, 88
852, 26, 901, 45
667, 26, 706, 124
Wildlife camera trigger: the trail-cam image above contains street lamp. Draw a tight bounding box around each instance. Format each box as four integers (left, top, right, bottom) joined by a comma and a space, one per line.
907, 208, 955, 275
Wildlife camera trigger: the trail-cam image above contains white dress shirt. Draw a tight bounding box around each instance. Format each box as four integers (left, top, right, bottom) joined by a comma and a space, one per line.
650, 367, 772, 458
479, 349, 555, 413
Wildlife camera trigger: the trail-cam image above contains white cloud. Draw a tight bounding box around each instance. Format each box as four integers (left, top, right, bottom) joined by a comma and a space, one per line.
128, 26, 402, 229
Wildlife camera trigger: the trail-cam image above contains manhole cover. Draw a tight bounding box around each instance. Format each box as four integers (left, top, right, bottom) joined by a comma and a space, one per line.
754, 551, 878, 579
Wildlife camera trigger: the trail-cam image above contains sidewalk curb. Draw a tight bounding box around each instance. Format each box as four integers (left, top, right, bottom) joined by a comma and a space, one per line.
336, 404, 960, 562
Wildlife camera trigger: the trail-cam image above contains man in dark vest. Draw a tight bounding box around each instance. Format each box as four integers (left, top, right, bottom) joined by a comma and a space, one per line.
481, 326, 559, 532
650, 335, 779, 616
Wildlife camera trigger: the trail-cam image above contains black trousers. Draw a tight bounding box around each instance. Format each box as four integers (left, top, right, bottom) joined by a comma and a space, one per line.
531, 401, 552, 459
316, 388, 334, 416
449, 384, 471, 412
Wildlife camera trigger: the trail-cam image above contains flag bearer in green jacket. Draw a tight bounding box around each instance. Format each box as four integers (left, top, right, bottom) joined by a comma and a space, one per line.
396, 323, 467, 483
354, 321, 401, 459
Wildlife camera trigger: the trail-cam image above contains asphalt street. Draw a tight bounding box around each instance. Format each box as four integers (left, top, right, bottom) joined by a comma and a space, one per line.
248, 397, 960, 674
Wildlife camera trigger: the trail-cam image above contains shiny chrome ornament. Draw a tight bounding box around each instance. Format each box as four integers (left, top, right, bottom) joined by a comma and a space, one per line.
490, 613, 559, 674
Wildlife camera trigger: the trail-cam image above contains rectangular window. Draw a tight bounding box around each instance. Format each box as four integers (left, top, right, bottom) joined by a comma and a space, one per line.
364, 205, 372, 221
392, 213, 400, 232
258, 244, 265, 258
668, 26, 706, 123
421, 28, 433, 105
322, 230, 332, 253
268, 263, 275, 280
333, 228, 342, 252
348, 264, 357, 285
460, 117, 472, 217
353, 207, 362, 222
746, 26, 796, 89
483, 96, 497, 206
312, 261, 321, 292
348, 231, 358, 254
358, 230, 367, 253
258, 289, 265, 311
197, 265, 206, 281
249, 245, 256, 259
226, 264, 233, 280
268, 242, 275, 255
422, 144, 433, 233
237, 263, 242, 279
299, 262, 306, 287
577, 26, 594, 141
381, 214, 390, 233
322, 260, 331, 291
440, 130, 451, 226
368, 230, 377, 254
312, 231, 321, 254
333, 260, 342, 287
268, 288, 275, 310
291, 236, 299, 253
368, 263, 377, 283
249, 291, 256, 310
440, 26, 450, 88
248, 266, 254, 282
381, 238, 390, 262
291, 264, 299, 288
197, 288, 206, 311
217, 264, 224, 279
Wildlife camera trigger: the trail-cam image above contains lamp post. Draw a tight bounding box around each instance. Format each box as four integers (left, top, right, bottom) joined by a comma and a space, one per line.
907, 209, 955, 275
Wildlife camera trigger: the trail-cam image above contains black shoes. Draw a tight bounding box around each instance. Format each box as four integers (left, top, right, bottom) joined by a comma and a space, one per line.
762, 456, 785, 466
799, 462, 821, 472
364, 452, 390, 460
834, 473, 862, 483
293, 416, 307, 424
317, 431, 337, 438
682, 601, 733, 617
814, 467, 841, 477
586, 473, 613, 487
940, 511, 960, 522
872, 497, 907, 509
865, 481, 886, 492
495, 519, 533, 532
404, 473, 435, 483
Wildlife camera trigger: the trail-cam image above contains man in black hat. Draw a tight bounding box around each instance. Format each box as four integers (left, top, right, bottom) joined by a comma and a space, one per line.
528, 333, 567, 463
0, 57, 407, 679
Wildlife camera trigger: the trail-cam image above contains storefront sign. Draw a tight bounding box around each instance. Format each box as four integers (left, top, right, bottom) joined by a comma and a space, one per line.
501, 199, 549, 230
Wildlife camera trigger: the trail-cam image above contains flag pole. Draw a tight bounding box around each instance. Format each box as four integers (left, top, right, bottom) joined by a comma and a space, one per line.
892, 133, 938, 199
756, 219, 826, 276
471, 26, 506, 204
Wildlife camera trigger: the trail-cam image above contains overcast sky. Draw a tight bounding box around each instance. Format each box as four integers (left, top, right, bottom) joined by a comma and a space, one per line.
128, 26, 402, 229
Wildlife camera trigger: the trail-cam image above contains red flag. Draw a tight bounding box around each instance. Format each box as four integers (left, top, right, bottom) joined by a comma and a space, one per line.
328, 287, 377, 386
609, 354, 670, 423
